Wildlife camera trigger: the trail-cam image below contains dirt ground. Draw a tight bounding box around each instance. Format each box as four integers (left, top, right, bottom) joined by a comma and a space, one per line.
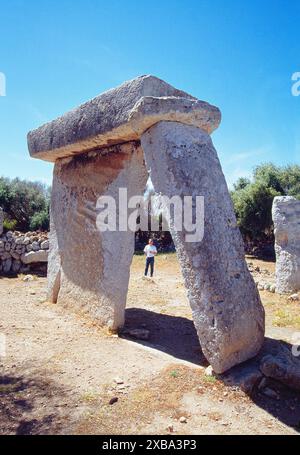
0, 253, 300, 435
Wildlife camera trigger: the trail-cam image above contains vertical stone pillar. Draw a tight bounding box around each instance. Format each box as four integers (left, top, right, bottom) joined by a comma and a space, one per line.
48, 142, 147, 330
141, 121, 265, 373
272, 196, 300, 294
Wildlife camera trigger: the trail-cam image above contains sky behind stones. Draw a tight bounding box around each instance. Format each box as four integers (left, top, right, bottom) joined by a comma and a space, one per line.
0, 0, 299, 188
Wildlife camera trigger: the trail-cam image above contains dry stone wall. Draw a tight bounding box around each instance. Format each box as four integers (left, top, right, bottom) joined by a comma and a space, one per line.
0, 230, 49, 274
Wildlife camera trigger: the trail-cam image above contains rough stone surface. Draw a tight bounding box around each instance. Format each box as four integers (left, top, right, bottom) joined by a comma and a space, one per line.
141, 121, 265, 374
221, 360, 263, 395
31, 241, 40, 251
22, 250, 48, 264
41, 240, 49, 250
260, 343, 300, 391
272, 196, 300, 294
3, 258, 12, 273
48, 141, 147, 329
27, 75, 221, 162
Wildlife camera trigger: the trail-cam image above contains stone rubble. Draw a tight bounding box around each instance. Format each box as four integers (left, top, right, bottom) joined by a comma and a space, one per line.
260, 343, 300, 391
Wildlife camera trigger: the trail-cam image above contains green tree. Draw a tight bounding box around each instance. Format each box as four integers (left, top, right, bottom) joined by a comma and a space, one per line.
29, 209, 50, 231
0, 177, 50, 231
233, 177, 251, 191
253, 163, 284, 193
280, 164, 300, 198
231, 182, 280, 238
231, 162, 300, 240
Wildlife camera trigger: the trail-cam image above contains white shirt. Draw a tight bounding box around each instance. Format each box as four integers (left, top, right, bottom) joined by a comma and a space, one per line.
144, 244, 157, 258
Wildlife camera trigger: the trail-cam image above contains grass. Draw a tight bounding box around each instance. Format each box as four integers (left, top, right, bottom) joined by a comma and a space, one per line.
81, 390, 100, 403
75, 365, 221, 434
130, 253, 300, 331
74, 363, 237, 435
273, 308, 300, 328
170, 369, 179, 378
202, 375, 217, 384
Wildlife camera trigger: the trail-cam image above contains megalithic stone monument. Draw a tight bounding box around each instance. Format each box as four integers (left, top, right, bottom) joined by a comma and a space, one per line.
27, 75, 265, 373
272, 196, 300, 294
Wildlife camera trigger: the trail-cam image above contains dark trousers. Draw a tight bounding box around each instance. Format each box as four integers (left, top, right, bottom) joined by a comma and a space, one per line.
145, 256, 154, 277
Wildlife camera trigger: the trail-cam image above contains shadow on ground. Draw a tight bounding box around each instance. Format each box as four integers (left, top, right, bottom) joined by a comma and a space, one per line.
0, 371, 74, 435
122, 307, 208, 366
123, 308, 300, 433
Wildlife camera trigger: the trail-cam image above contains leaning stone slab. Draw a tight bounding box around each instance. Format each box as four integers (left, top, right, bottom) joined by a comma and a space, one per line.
141, 121, 265, 374
27, 75, 221, 162
272, 196, 300, 293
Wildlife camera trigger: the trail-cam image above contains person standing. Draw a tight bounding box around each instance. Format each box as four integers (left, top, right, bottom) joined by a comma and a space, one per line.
143, 239, 157, 277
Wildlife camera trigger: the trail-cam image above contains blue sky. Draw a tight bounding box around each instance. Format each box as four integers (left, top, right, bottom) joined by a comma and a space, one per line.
0, 0, 299, 188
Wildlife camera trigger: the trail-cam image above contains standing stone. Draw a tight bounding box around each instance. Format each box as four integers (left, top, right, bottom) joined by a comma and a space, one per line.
141, 121, 265, 373
48, 142, 147, 329
272, 196, 300, 293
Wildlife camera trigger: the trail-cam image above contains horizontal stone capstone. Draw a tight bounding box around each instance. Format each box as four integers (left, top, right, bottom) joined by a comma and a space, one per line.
27, 75, 221, 163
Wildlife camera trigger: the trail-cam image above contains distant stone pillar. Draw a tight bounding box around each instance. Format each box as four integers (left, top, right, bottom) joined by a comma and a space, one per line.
141, 121, 265, 373
48, 142, 147, 330
272, 196, 300, 294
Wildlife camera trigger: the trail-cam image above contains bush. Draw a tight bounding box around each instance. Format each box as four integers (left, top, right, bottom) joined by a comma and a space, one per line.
0, 177, 50, 232
3, 218, 17, 231
231, 182, 280, 238
29, 210, 50, 231
231, 163, 300, 240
